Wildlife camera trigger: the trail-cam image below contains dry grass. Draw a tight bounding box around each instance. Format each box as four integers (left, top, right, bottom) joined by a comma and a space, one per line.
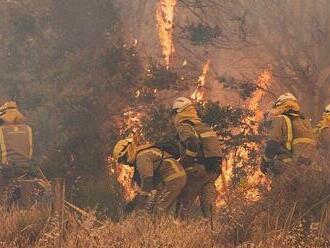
0, 203, 329, 248
1, 164, 330, 247
0, 207, 48, 248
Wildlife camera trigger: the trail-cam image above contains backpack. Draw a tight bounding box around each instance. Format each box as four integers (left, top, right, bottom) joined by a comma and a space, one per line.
131, 142, 180, 186
179, 120, 223, 158
153, 141, 180, 160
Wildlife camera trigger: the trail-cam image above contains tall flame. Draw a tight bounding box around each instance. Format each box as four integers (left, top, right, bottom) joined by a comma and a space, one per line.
247, 68, 272, 122
216, 68, 272, 205
114, 110, 144, 201
191, 59, 210, 103
156, 0, 177, 68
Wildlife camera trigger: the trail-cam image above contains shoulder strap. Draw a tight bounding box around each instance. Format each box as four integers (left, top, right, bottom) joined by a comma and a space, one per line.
280, 115, 293, 151
179, 120, 205, 157
180, 120, 200, 138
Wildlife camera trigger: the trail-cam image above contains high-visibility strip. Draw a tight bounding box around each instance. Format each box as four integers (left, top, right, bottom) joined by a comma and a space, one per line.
137, 148, 162, 158
0, 127, 7, 164
199, 131, 217, 138
281, 157, 293, 164
185, 149, 198, 157
162, 159, 186, 182
181, 123, 199, 138
27, 126, 33, 159
163, 171, 186, 182
292, 138, 316, 146
281, 115, 293, 151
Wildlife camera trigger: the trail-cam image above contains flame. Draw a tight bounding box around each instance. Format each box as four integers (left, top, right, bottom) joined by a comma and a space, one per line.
215, 68, 272, 206
191, 59, 210, 103
114, 110, 145, 201
156, 0, 177, 68
247, 68, 272, 122
116, 164, 138, 201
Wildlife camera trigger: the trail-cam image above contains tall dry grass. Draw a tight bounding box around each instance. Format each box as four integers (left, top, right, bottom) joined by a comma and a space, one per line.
0, 163, 329, 247
0, 203, 329, 247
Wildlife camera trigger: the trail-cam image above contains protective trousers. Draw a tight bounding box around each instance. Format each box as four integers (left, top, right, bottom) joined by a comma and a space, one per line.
154, 159, 187, 213
175, 163, 219, 220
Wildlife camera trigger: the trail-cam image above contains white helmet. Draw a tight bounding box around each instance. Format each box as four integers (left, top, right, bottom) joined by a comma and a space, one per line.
273, 92, 297, 108
325, 104, 330, 114
172, 97, 192, 113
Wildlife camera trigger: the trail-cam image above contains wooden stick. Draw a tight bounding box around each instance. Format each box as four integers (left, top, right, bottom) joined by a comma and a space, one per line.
52, 178, 65, 248
65, 200, 105, 226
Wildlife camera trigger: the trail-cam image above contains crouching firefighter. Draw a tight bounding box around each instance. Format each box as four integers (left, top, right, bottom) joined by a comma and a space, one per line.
113, 139, 187, 214
261, 93, 317, 176
0, 101, 46, 206
315, 104, 330, 162
172, 97, 223, 222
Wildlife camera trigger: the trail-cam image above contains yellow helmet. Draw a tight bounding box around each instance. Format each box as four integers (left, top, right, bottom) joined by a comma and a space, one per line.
172, 97, 192, 113
271, 93, 300, 116
0, 101, 24, 124
113, 139, 131, 161
272, 93, 297, 108
0, 101, 17, 111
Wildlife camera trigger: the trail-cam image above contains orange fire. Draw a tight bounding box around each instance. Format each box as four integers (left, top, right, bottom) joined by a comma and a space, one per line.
216, 68, 272, 205
114, 110, 144, 201
248, 68, 272, 121
191, 59, 210, 103
156, 0, 177, 68
116, 164, 138, 201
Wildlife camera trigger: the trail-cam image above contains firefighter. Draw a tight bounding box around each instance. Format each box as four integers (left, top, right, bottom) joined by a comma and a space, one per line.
261, 93, 317, 175
112, 139, 187, 214
172, 97, 223, 221
315, 104, 330, 162
0, 101, 33, 181
0, 101, 46, 206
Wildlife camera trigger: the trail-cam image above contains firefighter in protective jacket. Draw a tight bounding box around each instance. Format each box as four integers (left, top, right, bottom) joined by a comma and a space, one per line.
261, 93, 317, 175
172, 97, 223, 220
0, 101, 49, 207
0, 101, 34, 182
113, 139, 187, 213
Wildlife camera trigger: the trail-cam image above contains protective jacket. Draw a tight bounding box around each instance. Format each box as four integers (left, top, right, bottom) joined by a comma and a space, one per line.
174, 106, 222, 169
132, 145, 186, 212
135, 146, 186, 190
265, 112, 316, 165
174, 105, 222, 220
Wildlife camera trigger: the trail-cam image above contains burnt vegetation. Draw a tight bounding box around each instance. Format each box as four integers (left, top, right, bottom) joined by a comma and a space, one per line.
0, 0, 329, 247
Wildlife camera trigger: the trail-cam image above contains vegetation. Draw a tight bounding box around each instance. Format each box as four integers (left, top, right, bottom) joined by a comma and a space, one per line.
0, 0, 329, 247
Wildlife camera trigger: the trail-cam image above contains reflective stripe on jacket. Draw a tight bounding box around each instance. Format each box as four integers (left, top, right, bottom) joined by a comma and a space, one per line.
175, 120, 222, 159
268, 114, 316, 162
135, 147, 186, 185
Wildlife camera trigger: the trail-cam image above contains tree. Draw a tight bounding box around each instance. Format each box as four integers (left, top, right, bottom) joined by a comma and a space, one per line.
179, 0, 330, 119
